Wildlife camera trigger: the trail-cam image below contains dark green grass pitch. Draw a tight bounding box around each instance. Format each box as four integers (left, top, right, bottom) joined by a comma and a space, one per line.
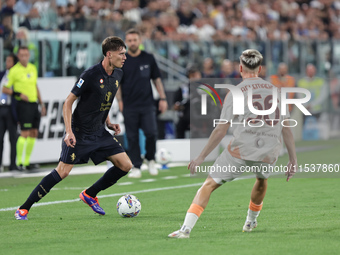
0, 139, 339, 255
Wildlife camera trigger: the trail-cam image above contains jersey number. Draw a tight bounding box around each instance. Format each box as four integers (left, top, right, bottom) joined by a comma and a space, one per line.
246, 94, 280, 126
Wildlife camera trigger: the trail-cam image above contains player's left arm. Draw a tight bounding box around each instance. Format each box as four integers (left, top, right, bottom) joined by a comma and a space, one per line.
153, 77, 168, 113
105, 115, 121, 135
36, 84, 46, 116
282, 125, 298, 182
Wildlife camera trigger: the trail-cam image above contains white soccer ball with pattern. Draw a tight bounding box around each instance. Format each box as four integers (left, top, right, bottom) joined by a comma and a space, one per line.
116, 194, 141, 218
155, 148, 172, 165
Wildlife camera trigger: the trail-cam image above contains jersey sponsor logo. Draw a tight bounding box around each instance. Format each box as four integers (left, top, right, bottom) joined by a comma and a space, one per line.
76, 78, 84, 88
116, 80, 119, 88
100, 92, 112, 111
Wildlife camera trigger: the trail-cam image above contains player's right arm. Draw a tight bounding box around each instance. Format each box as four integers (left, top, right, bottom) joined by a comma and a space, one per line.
282, 125, 297, 181
63, 92, 77, 148
188, 122, 230, 174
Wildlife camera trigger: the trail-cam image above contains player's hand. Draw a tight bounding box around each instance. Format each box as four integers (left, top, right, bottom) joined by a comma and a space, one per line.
285, 160, 297, 182
188, 156, 204, 175
108, 123, 121, 135
159, 100, 168, 113
64, 132, 76, 148
40, 105, 47, 116
20, 93, 29, 102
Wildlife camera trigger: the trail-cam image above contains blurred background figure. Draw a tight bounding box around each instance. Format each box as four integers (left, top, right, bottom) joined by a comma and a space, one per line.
0, 53, 18, 172
201, 57, 216, 78
270, 63, 296, 112
298, 64, 327, 117
173, 65, 201, 139
218, 59, 240, 79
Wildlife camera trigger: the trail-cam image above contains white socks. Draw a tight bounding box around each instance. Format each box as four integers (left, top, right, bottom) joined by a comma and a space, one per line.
246, 209, 260, 222
181, 212, 199, 232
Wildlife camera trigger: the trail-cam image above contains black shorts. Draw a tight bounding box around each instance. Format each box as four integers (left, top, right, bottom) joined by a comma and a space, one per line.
17, 101, 41, 130
59, 127, 125, 165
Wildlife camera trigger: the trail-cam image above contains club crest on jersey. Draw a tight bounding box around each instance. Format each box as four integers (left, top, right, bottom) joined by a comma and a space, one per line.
77, 78, 84, 88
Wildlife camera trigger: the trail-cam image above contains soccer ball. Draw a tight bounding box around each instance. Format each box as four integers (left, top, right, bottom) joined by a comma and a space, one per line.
155, 148, 172, 165
116, 194, 141, 218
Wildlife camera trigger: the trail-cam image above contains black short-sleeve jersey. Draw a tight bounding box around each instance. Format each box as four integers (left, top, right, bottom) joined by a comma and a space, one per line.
71, 62, 123, 134
120, 51, 161, 109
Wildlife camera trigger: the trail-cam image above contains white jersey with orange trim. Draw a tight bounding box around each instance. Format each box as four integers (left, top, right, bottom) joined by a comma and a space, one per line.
220, 77, 289, 164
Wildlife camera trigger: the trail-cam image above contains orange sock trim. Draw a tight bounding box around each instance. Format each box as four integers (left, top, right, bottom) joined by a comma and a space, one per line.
249, 200, 263, 212
187, 203, 204, 217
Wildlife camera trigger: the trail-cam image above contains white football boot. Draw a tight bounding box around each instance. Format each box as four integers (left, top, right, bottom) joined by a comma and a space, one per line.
168, 229, 190, 239
242, 220, 258, 232
148, 160, 159, 176
128, 168, 142, 178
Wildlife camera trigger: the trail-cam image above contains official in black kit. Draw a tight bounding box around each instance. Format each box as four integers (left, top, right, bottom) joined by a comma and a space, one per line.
15, 36, 133, 220
117, 28, 168, 178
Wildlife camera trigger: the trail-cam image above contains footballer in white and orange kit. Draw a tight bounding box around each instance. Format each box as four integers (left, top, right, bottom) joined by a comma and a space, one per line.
168, 49, 298, 238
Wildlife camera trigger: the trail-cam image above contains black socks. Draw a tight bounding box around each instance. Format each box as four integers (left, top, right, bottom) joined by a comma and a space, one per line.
86, 166, 128, 198
20, 169, 62, 211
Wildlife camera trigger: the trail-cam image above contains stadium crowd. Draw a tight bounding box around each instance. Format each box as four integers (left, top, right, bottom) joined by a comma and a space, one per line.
1, 0, 340, 45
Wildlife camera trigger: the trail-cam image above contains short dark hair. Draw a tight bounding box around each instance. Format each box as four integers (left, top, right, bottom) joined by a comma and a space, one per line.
125, 28, 141, 37
186, 64, 200, 77
18, 46, 29, 52
102, 36, 126, 57
239, 49, 263, 70
7, 53, 18, 65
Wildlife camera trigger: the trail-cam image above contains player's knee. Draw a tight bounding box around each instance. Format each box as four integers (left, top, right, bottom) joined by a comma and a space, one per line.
203, 178, 220, 191
121, 162, 133, 172
58, 170, 69, 179
56, 165, 72, 179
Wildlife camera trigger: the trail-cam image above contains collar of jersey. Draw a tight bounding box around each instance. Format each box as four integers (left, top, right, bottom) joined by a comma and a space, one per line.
99, 61, 116, 78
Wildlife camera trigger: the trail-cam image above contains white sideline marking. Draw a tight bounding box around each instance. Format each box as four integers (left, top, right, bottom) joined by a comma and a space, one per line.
139, 179, 156, 183
162, 176, 178, 180
0, 183, 203, 212
52, 187, 86, 191
117, 182, 134, 186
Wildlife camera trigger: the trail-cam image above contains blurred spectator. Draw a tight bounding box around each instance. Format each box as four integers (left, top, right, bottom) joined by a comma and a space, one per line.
13, 26, 39, 69
73, 0, 87, 30
176, 0, 197, 26
269, 63, 295, 112
1, 0, 16, 18
14, 0, 40, 29
209, 0, 226, 30
186, 16, 216, 41
0, 53, 18, 172
173, 65, 201, 139
30, 0, 58, 30
121, 0, 142, 24
64, 2, 76, 30
142, 0, 161, 18
298, 64, 327, 116
56, 5, 66, 30
201, 57, 216, 78
218, 59, 240, 78
0, 14, 15, 51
